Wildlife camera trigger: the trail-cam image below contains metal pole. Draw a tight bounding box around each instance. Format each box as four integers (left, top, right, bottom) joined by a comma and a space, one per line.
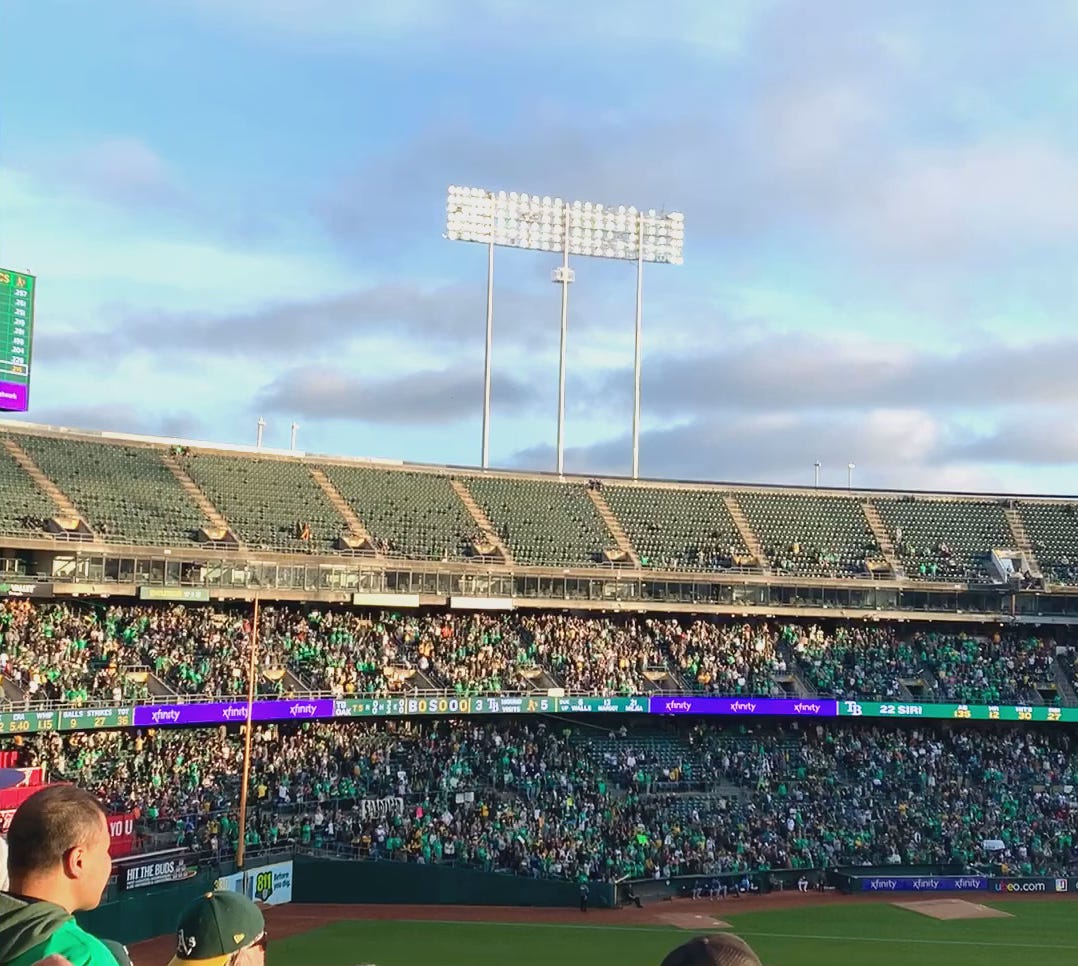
632, 217, 644, 480
236, 597, 259, 872
290, 423, 298, 451
482, 240, 494, 468
814, 461, 820, 489
848, 463, 855, 490
255, 417, 264, 449
556, 215, 570, 475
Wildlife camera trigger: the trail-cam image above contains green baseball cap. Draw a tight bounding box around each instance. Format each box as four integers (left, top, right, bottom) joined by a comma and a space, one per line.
102, 938, 133, 966
167, 890, 265, 966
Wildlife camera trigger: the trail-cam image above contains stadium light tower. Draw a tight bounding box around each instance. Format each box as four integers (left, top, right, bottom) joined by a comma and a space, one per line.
446, 186, 684, 476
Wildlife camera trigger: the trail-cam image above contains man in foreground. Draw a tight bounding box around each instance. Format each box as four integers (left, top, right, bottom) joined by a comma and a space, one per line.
0, 786, 116, 966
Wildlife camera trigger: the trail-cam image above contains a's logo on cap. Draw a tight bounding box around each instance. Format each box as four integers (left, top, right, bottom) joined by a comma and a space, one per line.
234, 933, 246, 944
177, 930, 196, 956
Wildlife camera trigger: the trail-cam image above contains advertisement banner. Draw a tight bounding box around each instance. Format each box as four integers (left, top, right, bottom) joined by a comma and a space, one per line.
855, 875, 1076, 893
138, 587, 211, 602
132, 698, 336, 728
652, 696, 837, 717
118, 849, 197, 889
854, 876, 989, 892
214, 861, 293, 906
991, 878, 1072, 894
837, 699, 1078, 723
0, 582, 53, 598
107, 810, 138, 858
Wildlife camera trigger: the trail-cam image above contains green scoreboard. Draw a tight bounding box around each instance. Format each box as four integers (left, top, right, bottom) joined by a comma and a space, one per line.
0, 268, 34, 412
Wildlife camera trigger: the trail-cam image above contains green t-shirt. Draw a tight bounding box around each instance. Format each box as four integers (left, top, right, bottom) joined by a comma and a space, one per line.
0, 895, 118, 966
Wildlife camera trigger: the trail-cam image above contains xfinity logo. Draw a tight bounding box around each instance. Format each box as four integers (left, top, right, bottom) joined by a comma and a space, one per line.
867, 879, 896, 890
729, 701, 757, 713
664, 700, 691, 712
793, 702, 821, 714
289, 703, 317, 717
912, 879, 941, 890
221, 707, 248, 720
150, 710, 181, 724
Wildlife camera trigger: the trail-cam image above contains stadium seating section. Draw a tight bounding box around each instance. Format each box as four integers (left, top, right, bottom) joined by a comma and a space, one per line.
320, 463, 477, 559
464, 476, 612, 567
875, 497, 1013, 581
0, 437, 56, 536
1016, 500, 1078, 584
5, 426, 1078, 587
3, 600, 1074, 709
14, 434, 206, 546
179, 452, 347, 553
11, 717, 1078, 880
602, 484, 748, 570
737, 492, 876, 577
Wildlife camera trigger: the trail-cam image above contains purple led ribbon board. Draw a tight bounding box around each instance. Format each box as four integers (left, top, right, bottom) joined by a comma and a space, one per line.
650, 696, 838, 717
133, 698, 336, 727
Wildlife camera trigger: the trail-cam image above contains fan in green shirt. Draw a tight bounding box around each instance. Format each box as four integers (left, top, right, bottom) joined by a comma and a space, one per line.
0, 787, 117, 966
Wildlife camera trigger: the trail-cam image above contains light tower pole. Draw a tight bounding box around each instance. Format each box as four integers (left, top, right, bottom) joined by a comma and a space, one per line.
445, 187, 684, 476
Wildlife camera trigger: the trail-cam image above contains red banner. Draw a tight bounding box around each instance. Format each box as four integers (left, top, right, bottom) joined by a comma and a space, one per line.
107, 810, 138, 858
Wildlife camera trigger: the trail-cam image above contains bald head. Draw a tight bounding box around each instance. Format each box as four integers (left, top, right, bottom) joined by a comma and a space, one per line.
661, 933, 763, 966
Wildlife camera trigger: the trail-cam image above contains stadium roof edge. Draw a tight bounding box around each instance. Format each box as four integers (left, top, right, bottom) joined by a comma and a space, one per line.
0, 415, 1076, 503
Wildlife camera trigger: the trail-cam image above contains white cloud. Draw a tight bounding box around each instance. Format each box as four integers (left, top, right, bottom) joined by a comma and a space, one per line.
857, 141, 1078, 257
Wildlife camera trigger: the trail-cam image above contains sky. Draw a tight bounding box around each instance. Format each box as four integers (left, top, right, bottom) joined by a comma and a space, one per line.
3, 0, 1078, 493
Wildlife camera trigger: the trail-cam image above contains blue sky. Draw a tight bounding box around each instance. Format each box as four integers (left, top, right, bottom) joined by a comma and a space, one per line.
4, 0, 1078, 493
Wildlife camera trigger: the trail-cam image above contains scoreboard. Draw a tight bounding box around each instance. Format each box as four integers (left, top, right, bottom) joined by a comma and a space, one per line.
0, 268, 34, 412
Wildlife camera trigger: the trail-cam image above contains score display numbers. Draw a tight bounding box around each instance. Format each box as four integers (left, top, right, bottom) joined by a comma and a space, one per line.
0, 269, 34, 412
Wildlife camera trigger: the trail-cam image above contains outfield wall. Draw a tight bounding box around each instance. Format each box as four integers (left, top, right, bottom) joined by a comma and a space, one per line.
293, 855, 614, 908
77, 868, 217, 946
75, 853, 292, 947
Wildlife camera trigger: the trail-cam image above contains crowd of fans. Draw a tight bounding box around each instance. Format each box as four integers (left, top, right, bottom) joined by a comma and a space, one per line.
785, 623, 1066, 704
7, 718, 1077, 882
0, 599, 1073, 707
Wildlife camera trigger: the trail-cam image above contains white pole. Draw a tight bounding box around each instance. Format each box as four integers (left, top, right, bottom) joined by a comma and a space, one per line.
848, 462, 855, 490
814, 461, 820, 489
555, 215, 570, 475
482, 240, 494, 469
632, 217, 644, 480
255, 417, 265, 449
290, 423, 298, 451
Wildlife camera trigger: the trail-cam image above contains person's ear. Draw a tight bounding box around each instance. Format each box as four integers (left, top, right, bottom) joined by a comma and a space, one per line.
62, 845, 85, 880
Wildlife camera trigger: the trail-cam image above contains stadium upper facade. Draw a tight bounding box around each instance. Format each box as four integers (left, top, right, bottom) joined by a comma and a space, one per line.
1, 419, 1076, 623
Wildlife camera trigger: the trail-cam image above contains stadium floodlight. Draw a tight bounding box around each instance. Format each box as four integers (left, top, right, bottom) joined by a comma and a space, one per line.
446, 185, 684, 476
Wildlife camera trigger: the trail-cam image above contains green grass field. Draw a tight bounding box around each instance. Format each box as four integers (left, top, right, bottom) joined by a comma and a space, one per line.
271, 901, 1078, 966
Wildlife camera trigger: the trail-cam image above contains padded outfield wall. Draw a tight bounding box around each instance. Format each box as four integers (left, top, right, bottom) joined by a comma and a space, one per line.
292, 854, 614, 908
